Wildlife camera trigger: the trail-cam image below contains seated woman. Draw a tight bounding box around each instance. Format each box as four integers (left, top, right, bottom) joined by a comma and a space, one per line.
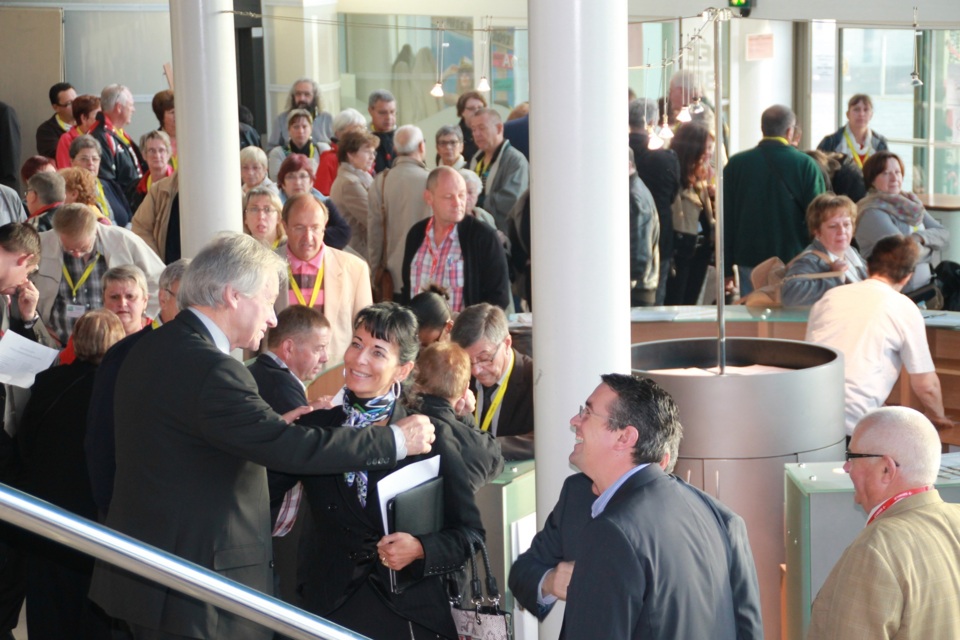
666, 121, 715, 305
314, 108, 367, 196
240, 145, 278, 196
410, 341, 503, 492
242, 186, 285, 250
782, 193, 867, 307
276, 153, 351, 250
268, 109, 326, 181
19, 308, 125, 640
132, 130, 174, 212
69, 134, 131, 227
329, 129, 379, 258
287, 303, 483, 639
856, 150, 947, 295
59, 265, 152, 364
407, 285, 453, 348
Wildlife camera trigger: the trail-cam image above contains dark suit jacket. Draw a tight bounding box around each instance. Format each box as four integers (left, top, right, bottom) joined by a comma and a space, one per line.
509, 473, 594, 619
85, 326, 153, 514
291, 403, 483, 639
88, 311, 399, 640
562, 465, 763, 640
35, 114, 65, 160
19, 361, 100, 521
473, 349, 534, 460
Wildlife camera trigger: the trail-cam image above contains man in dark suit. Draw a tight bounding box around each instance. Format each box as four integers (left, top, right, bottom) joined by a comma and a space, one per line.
88, 233, 435, 640
509, 429, 680, 622
560, 374, 762, 640
0, 223, 56, 640
35, 83, 77, 160
451, 303, 533, 460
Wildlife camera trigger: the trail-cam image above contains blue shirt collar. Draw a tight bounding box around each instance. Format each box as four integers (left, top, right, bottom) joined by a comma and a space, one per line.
188, 308, 231, 354
591, 463, 650, 518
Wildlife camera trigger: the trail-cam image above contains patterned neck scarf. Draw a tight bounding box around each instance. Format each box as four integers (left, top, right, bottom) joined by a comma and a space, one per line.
343, 382, 399, 507
859, 189, 925, 228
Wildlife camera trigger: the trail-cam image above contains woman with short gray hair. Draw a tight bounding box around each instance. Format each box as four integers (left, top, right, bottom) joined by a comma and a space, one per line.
69, 134, 132, 227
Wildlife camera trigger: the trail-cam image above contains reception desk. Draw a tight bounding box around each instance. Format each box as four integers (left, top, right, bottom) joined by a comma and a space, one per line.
628, 306, 960, 435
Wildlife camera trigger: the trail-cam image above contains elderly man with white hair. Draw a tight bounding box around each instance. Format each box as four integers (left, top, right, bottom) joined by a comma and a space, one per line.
366, 124, 430, 300
807, 406, 960, 639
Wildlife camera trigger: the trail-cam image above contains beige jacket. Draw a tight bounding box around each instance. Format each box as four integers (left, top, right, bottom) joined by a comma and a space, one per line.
132, 172, 178, 260
329, 163, 373, 259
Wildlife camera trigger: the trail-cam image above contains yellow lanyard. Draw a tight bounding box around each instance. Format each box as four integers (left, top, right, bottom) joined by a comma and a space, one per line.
55, 114, 71, 132
61, 253, 101, 301
475, 155, 489, 177
151, 317, 161, 329
843, 129, 867, 169
289, 262, 324, 307
95, 180, 111, 219
475, 349, 515, 432
760, 136, 790, 146
115, 128, 131, 146
272, 237, 281, 250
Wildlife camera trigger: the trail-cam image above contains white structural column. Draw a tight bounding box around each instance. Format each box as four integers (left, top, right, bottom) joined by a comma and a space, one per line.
528, 0, 631, 636
169, 0, 243, 257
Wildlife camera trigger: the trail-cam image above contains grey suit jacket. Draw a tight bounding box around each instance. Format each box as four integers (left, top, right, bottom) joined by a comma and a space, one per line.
469, 140, 529, 233
88, 311, 398, 639
562, 465, 763, 640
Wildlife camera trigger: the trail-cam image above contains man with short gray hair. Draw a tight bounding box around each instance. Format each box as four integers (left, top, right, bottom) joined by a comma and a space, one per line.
24, 171, 65, 231
723, 105, 825, 294
368, 89, 398, 174
807, 406, 960, 639
89, 233, 435, 640
367, 124, 430, 299
89, 84, 144, 209
469, 107, 529, 233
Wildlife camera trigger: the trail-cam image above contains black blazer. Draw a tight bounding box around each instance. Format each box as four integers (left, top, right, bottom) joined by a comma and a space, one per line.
19, 361, 100, 521
401, 214, 511, 309
509, 473, 595, 620
292, 403, 484, 639
562, 465, 763, 640
89, 310, 399, 639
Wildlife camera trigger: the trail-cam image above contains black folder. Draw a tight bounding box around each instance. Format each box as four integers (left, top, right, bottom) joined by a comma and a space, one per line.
387, 475, 443, 593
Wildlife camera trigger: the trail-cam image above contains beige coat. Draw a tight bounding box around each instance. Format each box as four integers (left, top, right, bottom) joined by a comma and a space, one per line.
131, 172, 178, 260
276, 245, 372, 373
329, 163, 373, 259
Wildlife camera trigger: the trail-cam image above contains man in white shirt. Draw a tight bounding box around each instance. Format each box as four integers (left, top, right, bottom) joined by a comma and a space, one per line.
806, 234, 953, 435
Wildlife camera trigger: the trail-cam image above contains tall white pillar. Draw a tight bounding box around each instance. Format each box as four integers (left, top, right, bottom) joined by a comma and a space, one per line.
528, 0, 630, 636
169, 0, 243, 257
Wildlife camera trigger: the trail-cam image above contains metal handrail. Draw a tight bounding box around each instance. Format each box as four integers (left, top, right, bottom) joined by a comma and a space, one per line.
0, 483, 369, 640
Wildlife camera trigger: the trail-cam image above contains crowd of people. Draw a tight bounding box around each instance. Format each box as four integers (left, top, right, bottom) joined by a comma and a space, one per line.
0, 70, 955, 640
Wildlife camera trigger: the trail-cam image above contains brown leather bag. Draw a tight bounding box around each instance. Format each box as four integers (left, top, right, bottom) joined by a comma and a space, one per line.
372, 169, 394, 302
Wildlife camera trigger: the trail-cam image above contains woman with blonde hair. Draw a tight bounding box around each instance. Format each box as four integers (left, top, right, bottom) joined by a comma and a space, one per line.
242, 186, 286, 249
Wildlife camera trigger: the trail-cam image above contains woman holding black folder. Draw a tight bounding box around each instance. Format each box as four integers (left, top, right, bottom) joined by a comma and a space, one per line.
284, 302, 484, 639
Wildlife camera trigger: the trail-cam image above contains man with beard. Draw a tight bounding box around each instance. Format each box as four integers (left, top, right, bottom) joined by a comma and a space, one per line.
266, 78, 334, 150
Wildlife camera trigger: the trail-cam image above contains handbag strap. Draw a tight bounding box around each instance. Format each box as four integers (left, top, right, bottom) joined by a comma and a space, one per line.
377, 168, 390, 269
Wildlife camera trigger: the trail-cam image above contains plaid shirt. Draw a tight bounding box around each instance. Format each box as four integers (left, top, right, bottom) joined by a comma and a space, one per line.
410, 221, 465, 311
50, 240, 107, 345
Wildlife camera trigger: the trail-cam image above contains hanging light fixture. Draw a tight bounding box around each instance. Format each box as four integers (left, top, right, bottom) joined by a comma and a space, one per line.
677, 35, 693, 122
910, 6, 924, 87
430, 21, 445, 98
657, 44, 674, 142
689, 36, 706, 115
642, 49, 664, 150
476, 16, 492, 92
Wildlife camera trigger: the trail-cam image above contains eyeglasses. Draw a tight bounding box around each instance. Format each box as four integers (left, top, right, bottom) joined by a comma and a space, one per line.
437, 139, 461, 147
57, 101, 73, 108
845, 450, 900, 467
245, 206, 276, 215
470, 341, 504, 369
578, 404, 612, 423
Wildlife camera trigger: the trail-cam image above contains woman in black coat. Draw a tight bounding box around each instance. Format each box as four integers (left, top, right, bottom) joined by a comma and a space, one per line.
278, 303, 484, 639
19, 309, 125, 640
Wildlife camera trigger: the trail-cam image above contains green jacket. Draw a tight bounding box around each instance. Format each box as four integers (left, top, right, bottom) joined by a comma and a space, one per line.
723, 140, 825, 274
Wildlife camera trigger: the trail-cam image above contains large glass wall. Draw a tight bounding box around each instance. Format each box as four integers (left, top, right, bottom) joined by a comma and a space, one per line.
838, 27, 960, 194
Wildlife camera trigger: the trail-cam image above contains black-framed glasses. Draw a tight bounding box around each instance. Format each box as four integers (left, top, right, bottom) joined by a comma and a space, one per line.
845, 450, 900, 466
469, 340, 505, 369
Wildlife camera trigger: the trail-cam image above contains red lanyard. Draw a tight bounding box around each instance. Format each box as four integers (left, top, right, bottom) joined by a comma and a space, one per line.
423, 218, 451, 283
867, 486, 931, 526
